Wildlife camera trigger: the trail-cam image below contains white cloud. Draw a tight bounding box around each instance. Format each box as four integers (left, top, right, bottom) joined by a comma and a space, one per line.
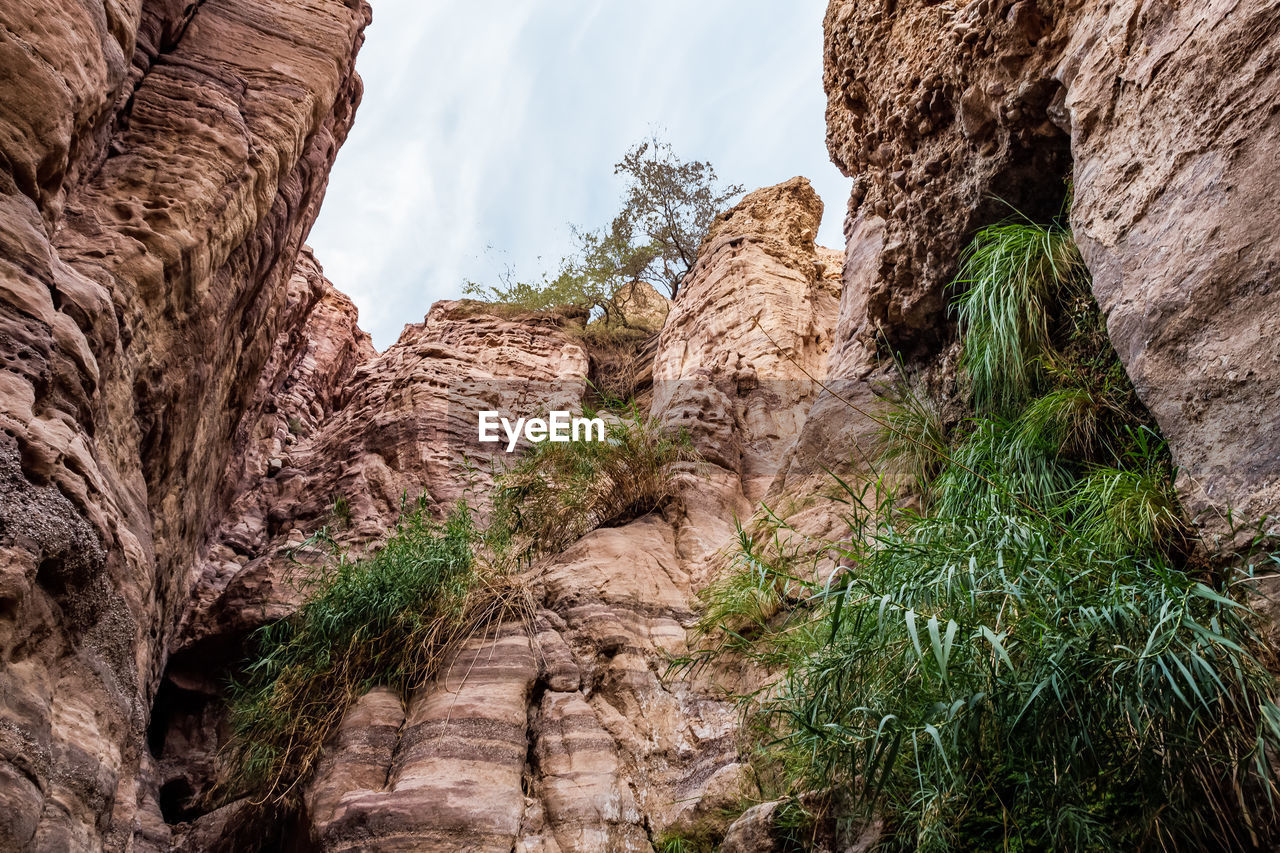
308, 0, 850, 349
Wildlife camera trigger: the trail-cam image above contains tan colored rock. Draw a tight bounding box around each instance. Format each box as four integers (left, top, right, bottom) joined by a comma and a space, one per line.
653, 177, 842, 500
312, 626, 537, 852
306, 687, 406, 833
665, 761, 747, 841
299, 505, 740, 852
719, 801, 781, 853
534, 691, 647, 853
172, 300, 589, 664
3, 14, 846, 844
612, 280, 671, 330
1061, 3, 1280, 538
819, 0, 1280, 539
289, 184, 842, 852
0, 3, 849, 852
0, 0, 370, 848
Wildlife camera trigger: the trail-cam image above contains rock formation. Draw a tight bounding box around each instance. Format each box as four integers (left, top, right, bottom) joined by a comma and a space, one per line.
0, 155, 835, 848
2, 1, 1279, 851
172, 299, 589, 662
817, 0, 1279, 541
235, 179, 837, 852
654, 177, 841, 500
0, 0, 369, 848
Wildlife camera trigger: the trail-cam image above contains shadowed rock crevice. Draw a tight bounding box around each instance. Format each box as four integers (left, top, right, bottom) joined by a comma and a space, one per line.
820, 0, 1280, 540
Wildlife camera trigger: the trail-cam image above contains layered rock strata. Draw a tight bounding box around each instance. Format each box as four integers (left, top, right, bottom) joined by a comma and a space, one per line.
5, 0, 1276, 850
259, 179, 841, 852
0, 0, 370, 848
654, 177, 842, 502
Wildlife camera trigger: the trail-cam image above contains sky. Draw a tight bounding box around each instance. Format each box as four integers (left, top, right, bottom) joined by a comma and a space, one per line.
308, 1, 851, 350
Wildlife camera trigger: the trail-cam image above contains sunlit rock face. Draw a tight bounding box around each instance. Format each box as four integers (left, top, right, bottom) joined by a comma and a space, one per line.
0, 0, 370, 848
816, 0, 1279, 540
169, 299, 592, 671
653, 177, 842, 500
294, 178, 844, 850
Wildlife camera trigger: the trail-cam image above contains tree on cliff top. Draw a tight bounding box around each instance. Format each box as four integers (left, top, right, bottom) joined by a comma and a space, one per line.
611, 137, 743, 299
464, 137, 742, 319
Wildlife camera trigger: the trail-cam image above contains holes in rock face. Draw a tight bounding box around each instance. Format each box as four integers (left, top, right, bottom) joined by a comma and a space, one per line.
147, 677, 185, 759
869, 76, 1076, 362
158, 778, 197, 824
981, 111, 1073, 228
147, 673, 226, 829
934, 87, 1077, 351
35, 556, 70, 601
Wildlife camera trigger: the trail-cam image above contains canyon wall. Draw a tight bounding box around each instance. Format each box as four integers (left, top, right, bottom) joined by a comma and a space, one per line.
2, 0, 1279, 851
0, 1, 370, 848
815, 0, 1279, 541
150, 179, 839, 852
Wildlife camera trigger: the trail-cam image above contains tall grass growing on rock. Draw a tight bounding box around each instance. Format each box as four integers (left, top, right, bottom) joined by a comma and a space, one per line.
954, 218, 1086, 412
224, 403, 696, 806
770, 482, 1280, 851
699, 211, 1280, 851
877, 381, 950, 505
223, 500, 534, 805
489, 401, 698, 561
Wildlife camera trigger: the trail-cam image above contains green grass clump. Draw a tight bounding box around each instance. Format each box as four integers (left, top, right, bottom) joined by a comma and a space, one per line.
330, 493, 352, 526
954, 218, 1086, 412
930, 415, 1073, 519
877, 382, 950, 503
680, 517, 827, 672
1016, 385, 1107, 458
489, 402, 698, 561
701, 208, 1280, 850
1072, 461, 1184, 558
656, 830, 715, 853
225, 405, 695, 805
768, 483, 1280, 852
224, 501, 533, 804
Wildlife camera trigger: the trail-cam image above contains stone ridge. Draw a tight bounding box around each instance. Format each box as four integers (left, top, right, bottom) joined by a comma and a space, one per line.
654, 176, 842, 500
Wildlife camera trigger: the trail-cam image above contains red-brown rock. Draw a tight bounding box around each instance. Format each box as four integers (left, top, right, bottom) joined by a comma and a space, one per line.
0, 0, 370, 847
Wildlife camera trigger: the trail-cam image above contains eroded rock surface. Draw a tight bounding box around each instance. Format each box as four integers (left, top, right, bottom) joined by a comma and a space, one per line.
654, 177, 841, 500
172, 301, 588, 663
141, 299, 590, 843
0, 0, 370, 848
289, 179, 840, 853
6, 1, 1277, 850
818, 0, 1280, 537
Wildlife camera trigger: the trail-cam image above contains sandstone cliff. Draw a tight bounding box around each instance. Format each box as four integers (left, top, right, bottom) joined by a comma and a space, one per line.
813, 0, 1280, 543
2, 1, 1279, 851
143, 178, 840, 852
0, 1, 369, 848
